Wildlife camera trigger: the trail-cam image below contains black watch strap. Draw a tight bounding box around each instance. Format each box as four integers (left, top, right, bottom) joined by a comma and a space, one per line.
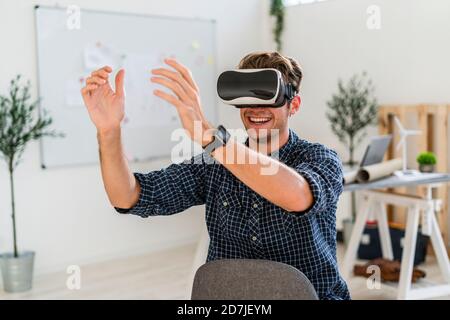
203, 125, 230, 155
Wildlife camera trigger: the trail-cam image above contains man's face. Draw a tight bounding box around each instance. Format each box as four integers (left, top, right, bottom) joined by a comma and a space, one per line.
240, 103, 290, 143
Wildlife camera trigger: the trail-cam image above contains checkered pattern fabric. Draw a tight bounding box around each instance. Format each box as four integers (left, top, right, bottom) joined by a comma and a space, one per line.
115, 129, 350, 300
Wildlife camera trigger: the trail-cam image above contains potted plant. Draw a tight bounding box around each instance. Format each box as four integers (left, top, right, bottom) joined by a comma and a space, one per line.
326, 72, 378, 167
417, 151, 437, 173
0, 75, 62, 292
326, 72, 378, 244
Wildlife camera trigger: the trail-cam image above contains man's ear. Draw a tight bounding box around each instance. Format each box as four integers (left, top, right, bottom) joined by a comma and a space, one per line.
289, 95, 301, 116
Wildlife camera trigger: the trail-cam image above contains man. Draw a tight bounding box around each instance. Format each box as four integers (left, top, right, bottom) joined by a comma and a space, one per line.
81, 51, 350, 300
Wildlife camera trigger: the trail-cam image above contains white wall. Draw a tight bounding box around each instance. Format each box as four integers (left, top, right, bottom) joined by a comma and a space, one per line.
0, 0, 266, 275
271, 0, 450, 227
280, 0, 450, 158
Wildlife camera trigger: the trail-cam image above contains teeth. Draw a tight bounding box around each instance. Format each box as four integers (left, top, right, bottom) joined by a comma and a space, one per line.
249, 117, 271, 123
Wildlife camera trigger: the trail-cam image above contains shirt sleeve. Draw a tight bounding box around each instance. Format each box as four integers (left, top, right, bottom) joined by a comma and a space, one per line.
293, 144, 344, 216
114, 154, 207, 217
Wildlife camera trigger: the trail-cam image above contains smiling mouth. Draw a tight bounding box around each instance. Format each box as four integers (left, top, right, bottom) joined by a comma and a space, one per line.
247, 116, 272, 125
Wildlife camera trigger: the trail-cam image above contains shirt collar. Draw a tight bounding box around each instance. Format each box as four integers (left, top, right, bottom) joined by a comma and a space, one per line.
244, 129, 299, 162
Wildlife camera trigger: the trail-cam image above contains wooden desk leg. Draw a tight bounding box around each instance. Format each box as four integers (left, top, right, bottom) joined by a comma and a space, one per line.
376, 201, 394, 260
398, 205, 420, 300
430, 210, 450, 284
342, 193, 372, 279
421, 186, 434, 236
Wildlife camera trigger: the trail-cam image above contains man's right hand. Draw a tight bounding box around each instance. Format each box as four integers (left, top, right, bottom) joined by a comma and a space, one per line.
82, 66, 140, 209
81, 66, 125, 133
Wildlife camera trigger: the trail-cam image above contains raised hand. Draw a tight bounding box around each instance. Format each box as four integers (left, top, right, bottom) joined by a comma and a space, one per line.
151, 59, 213, 146
81, 66, 125, 133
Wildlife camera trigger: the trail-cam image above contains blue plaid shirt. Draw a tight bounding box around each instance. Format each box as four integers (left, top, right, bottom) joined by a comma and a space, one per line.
115, 129, 350, 300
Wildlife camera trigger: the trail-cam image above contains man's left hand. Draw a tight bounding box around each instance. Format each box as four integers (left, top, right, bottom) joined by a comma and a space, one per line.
151, 58, 213, 147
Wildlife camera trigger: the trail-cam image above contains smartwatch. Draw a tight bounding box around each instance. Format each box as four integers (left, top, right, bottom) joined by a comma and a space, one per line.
202, 125, 230, 155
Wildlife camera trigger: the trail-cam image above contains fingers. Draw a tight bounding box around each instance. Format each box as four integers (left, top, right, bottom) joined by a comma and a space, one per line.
82, 78, 103, 98
115, 69, 125, 97
151, 68, 196, 100
151, 76, 190, 102
81, 84, 99, 103
82, 66, 113, 97
88, 66, 111, 84
164, 58, 200, 92
83, 84, 100, 92
153, 89, 183, 109
92, 66, 112, 78
87, 65, 112, 83
86, 77, 106, 85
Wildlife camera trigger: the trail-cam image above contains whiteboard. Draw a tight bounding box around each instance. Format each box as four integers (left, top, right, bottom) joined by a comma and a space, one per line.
35, 6, 217, 168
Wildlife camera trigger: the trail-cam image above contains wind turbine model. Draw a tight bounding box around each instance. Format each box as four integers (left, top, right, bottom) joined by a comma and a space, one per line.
393, 116, 422, 176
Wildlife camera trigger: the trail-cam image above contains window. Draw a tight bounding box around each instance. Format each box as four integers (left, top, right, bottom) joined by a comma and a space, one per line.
283, 0, 329, 6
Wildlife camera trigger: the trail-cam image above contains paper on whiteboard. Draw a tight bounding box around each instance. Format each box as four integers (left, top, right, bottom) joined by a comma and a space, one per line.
207, 55, 214, 65
83, 43, 118, 70
122, 53, 178, 129
65, 76, 85, 106
191, 40, 200, 50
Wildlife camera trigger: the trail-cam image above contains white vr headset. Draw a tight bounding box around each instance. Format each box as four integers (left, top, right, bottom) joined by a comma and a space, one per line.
217, 68, 296, 108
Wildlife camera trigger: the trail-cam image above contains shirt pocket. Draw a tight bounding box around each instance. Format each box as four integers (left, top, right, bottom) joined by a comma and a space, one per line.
281, 212, 295, 234
262, 201, 295, 235
216, 187, 248, 240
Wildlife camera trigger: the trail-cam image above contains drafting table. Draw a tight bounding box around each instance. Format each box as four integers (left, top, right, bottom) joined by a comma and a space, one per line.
342, 173, 450, 299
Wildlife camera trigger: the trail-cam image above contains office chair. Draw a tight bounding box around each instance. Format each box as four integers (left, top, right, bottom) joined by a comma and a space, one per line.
191, 259, 318, 300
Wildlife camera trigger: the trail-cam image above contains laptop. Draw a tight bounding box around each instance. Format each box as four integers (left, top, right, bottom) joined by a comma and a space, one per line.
359, 135, 392, 167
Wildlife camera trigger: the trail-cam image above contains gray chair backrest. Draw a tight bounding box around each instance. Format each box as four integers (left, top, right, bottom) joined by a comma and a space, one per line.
191, 259, 318, 300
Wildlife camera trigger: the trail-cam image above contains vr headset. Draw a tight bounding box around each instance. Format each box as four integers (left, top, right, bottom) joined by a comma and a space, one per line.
217, 68, 296, 108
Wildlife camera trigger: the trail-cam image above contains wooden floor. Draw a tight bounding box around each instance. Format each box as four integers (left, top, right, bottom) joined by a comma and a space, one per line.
0, 243, 449, 300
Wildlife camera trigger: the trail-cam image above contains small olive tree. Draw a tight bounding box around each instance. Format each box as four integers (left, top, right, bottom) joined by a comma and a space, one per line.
326, 72, 378, 166
0, 75, 63, 257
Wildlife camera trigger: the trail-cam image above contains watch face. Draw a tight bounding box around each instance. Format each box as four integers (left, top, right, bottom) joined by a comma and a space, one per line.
217, 125, 229, 143
203, 125, 229, 154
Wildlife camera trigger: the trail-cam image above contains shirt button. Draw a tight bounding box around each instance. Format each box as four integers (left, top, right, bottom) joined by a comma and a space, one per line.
223, 201, 228, 207
253, 203, 258, 208
251, 236, 257, 241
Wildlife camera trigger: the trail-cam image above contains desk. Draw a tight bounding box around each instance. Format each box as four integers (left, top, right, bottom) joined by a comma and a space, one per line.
344, 172, 450, 192
342, 173, 450, 299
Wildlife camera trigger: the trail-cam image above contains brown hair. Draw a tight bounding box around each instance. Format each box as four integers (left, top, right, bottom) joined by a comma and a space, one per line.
238, 51, 303, 93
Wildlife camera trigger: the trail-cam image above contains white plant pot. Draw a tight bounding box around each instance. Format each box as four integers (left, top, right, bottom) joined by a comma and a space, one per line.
0, 251, 35, 293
